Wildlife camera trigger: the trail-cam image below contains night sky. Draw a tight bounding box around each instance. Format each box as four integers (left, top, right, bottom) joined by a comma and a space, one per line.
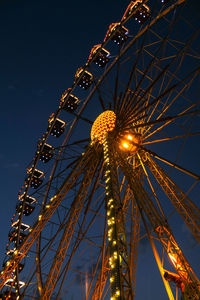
0, 0, 200, 299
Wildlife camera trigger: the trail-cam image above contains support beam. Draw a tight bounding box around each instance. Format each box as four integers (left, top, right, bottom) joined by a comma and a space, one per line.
117, 150, 200, 300
103, 133, 133, 300
146, 155, 200, 243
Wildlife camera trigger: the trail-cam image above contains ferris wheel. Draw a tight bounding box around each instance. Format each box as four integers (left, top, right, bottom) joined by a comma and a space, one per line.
0, 0, 200, 299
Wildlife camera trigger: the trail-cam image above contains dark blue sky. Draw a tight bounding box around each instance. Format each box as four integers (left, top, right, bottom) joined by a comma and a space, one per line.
0, 0, 200, 299
0, 0, 128, 254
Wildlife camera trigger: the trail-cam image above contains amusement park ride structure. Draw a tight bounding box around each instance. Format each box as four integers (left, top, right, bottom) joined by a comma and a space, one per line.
0, 0, 200, 299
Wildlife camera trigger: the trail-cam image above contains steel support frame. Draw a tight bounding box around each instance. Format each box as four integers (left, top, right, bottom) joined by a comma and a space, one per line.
117, 150, 200, 300
146, 155, 200, 242
103, 133, 133, 300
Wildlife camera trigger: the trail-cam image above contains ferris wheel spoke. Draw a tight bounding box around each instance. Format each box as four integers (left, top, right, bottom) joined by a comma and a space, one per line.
127, 10, 180, 112
35, 142, 87, 218
123, 29, 200, 127
142, 62, 200, 136
113, 49, 122, 113
143, 131, 200, 145
113, 46, 137, 114
143, 110, 197, 142
117, 32, 149, 117
129, 108, 200, 132
123, 63, 200, 131
93, 77, 107, 111
141, 145, 200, 180
70, 112, 93, 124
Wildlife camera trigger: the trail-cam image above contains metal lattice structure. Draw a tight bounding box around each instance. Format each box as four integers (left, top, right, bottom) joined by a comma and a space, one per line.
1, 0, 200, 299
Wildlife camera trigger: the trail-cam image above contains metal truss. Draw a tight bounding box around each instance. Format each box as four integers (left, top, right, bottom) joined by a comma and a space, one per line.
117, 150, 200, 300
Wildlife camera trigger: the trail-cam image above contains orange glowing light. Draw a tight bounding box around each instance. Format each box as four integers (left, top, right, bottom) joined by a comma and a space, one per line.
168, 254, 182, 270
122, 142, 129, 149
127, 134, 133, 141
91, 111, 116, 144
120, 133, 141, 152
168, 254, 177, 265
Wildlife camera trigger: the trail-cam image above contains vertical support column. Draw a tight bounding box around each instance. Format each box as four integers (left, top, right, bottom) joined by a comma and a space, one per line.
103, 134, 122, 300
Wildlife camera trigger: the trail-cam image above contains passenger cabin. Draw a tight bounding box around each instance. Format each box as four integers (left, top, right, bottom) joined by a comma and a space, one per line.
27, 168, 44, 189
6, 249, 23, 258
19, 194, 36, 205
122, 1, 150, 24
16, 202, 35, 216
75, 68, 93, 90
104, 23, 128, 45
39, 143, 54, 163
12, 220, 30, 231
8, 229, 27, 245
3, 260, 24, 273
88, 45, 110, 67
61, 92, 79, 112
48, 116, 66, 137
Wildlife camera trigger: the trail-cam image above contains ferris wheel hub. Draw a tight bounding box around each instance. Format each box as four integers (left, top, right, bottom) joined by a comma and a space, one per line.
91, 110, 116, 144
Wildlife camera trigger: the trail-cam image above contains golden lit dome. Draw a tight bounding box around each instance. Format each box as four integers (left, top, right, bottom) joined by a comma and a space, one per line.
91, 111, 116, 144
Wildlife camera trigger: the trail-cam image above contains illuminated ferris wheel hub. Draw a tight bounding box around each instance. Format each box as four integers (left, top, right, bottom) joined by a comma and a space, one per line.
91, 110, 141, 153
91, 110, 116, 144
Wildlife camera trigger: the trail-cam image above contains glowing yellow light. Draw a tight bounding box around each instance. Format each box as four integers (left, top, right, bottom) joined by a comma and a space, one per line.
127, 134, 133, 141
168, 254, 177, 265
91, 111, 116, 144
168, 253, 182, 270
120, 132, 141, 152
116, 290, 120, 296
122, 142, 129, 149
